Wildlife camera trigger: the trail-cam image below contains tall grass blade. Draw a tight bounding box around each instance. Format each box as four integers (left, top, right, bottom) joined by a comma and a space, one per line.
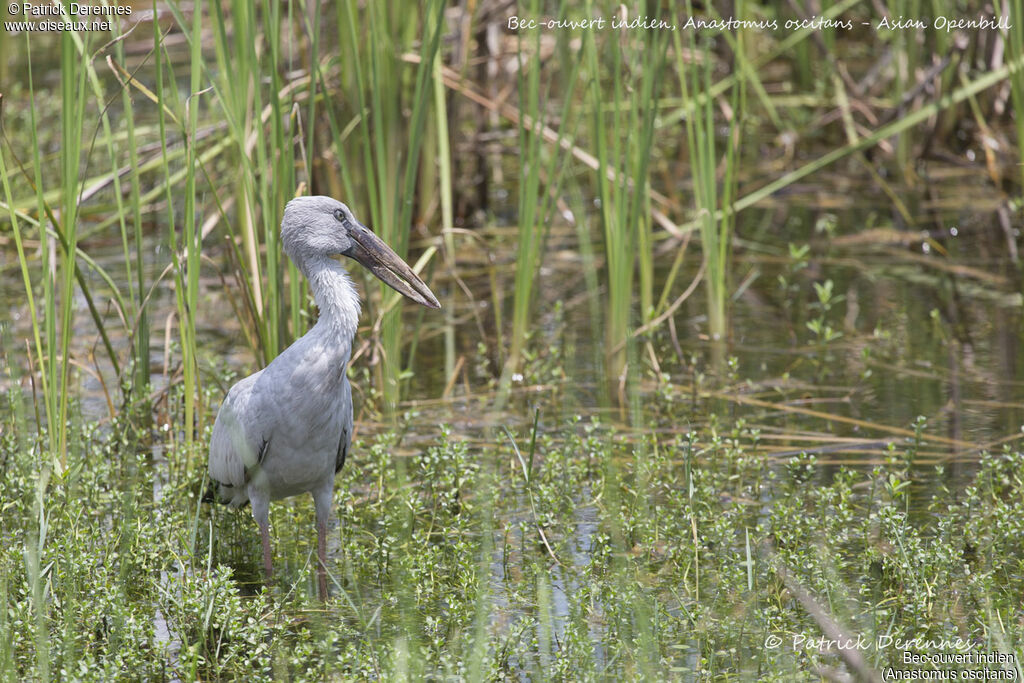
337, 0, 445, 412
584, 1, 669, 397
676, 9, 741, 368
499, 1, 584, 400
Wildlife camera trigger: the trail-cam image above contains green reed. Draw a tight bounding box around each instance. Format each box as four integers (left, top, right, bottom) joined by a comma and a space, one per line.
583, 1, 670, 392
64, 13, 151, 412
147, 4, 200, 459
500, 0, 583, 393
334, 0, 445, 412
113, 21, 150, 405
431, 46, 457, 383
54, 31, 84, 463
0, 10, 160, 470
183, 0, 203, 453
1005, 0, 1024, 201
677, 20, 741, 369
1, 28, 90, 466
887, 0, 921, 176
206, 0, 297, 367
152, 0, 312, 452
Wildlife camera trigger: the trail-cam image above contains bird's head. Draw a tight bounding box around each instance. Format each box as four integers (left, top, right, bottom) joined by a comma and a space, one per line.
281, 196, 440, 309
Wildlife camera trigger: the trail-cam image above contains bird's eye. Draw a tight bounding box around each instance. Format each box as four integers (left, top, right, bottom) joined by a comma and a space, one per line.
333, 209, 346, 223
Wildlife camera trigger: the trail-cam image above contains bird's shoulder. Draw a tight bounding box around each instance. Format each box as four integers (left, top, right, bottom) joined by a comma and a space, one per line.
211, 369, 267, 443
216, 370, 262, 417
209, 371, 268, 484
225, 369, 262, 399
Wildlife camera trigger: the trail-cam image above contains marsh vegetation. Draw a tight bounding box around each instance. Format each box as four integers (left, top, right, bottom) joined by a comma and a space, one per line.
1, 0, 1023, 680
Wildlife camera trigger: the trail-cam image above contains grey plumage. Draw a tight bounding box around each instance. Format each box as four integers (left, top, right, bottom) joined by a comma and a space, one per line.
208, 196, 439, 600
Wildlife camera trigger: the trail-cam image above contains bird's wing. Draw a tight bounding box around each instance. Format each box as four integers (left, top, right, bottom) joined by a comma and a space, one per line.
335, 377, 353, 473
209, 373, 267, 489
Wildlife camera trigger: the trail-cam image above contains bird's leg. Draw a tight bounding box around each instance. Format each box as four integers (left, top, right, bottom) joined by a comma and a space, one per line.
260, 519, 273, 581
313, 485, 333, 601
317, 517, 328, 601
251, 495, 273, 586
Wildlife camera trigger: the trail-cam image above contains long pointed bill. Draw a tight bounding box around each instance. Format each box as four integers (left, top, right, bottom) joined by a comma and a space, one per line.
344, 224, 441, 309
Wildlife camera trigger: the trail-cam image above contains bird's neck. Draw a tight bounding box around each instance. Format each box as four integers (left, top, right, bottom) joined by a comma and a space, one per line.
303, 256, 361, 339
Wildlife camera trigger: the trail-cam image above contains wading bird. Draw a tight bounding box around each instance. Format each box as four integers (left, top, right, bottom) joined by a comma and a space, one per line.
207, 196, 440, 600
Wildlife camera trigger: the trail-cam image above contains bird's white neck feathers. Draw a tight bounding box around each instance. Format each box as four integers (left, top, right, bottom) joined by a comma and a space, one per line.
303, 256, 361, 339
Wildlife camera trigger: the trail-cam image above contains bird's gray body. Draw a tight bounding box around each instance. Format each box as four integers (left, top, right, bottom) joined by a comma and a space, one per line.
207, 195, 439, 599
208, 303, 353, 510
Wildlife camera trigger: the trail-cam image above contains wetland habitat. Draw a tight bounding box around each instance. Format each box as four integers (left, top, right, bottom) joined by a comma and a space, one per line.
2, 1, 1024, 680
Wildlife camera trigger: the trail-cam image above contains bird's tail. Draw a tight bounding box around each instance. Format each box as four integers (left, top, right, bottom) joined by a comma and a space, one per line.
200, 475, 251, 509
201, 479, 219, 504
200, 471, 230, 505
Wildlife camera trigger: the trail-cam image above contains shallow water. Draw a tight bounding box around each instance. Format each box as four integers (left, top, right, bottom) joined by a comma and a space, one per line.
3, 177, 1022, 466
